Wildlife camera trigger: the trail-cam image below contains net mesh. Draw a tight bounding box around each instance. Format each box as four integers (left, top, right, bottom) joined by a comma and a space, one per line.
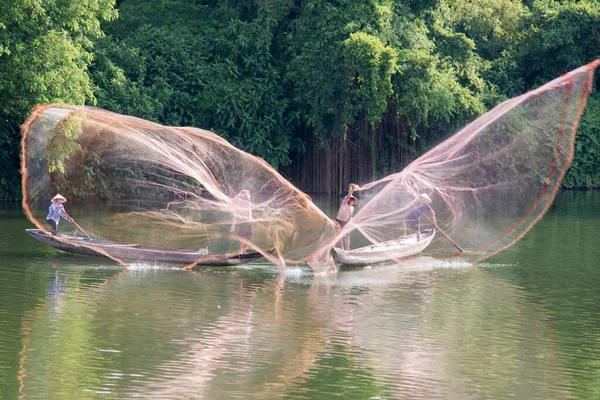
21, 105, 336, 269
315, 60, 600, 265
21, 60, 599, 271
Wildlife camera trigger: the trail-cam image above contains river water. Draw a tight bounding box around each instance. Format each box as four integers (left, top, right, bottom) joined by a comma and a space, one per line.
1, 191, 600, 399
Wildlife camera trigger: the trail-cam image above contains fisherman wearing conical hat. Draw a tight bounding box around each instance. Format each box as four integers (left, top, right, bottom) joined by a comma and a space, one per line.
334, 183, 360, 250
230, 189, 253, 254
403, 193, 436, 241
46, 194, 73, 235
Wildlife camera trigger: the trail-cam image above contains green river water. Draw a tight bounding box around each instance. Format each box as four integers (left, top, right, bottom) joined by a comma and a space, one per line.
2, 191, 600, 399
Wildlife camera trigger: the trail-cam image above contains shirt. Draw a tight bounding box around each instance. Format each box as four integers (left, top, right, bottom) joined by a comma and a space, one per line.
46, 202, 67, 223
405, 203, 432, 221
233, 196, 252, 222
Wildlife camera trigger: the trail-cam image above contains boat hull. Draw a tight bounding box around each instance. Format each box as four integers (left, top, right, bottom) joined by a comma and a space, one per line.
26, 229, 267, 266
332, 229, 435, 266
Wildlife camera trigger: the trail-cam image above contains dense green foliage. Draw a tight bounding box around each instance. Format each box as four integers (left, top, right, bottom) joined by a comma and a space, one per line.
1, 0, 599, 199
564, 95, 600, 188
0, 0, 117, 200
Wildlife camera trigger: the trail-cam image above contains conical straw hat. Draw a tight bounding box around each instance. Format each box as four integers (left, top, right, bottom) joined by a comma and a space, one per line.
51, 194, 67, 203
418, 193, 432, 204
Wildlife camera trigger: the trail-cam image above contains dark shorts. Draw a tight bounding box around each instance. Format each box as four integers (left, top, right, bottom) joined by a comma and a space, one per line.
335, 218, 348, 228
47, 219, 57, 234
238, 222, 253, 240
405, 218, 420, 230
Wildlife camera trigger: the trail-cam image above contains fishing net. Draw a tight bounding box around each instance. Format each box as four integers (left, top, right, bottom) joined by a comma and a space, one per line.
21, 105, 336, 269
21, 60, 599, 271
316, 60, 600, 264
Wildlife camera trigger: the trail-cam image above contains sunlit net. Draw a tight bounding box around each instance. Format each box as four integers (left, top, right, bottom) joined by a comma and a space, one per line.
21, 61, 599, 271
316, 60, 600, 264
21, 105, 336, 269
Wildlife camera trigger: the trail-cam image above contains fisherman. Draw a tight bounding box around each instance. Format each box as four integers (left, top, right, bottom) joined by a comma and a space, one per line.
335, 183, 359, 250
230, 189, 253, 254
46, 194, 73, 235
403, 193, 436, 241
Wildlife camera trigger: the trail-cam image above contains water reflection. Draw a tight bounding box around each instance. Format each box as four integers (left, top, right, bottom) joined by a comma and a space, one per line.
15, 263, 572, 399
5, 192, 600, 399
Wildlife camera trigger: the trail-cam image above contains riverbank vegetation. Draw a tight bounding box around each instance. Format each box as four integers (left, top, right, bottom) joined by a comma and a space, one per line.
1, 0, 599, 200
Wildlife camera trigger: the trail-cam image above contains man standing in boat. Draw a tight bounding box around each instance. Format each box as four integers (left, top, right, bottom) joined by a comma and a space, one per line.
46, 194, 73, 235
403, 193, 436, 241
335, 184, 359, 250
230, 189, 253, 254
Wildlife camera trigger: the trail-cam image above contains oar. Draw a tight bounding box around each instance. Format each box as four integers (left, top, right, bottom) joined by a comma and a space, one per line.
421, 213, 464, 253
64, 213, 93, 240
434, 223, 464, 253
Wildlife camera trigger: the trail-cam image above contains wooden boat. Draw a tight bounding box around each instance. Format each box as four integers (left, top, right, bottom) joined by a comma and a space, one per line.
332, 229, 435, 266
25, 229, 269, 266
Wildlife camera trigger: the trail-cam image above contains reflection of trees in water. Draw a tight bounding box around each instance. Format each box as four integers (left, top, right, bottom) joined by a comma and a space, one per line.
18, 265, 572, 399
18, 266, 125, 399
320, 264, 572, 399
133, 274, 329, 399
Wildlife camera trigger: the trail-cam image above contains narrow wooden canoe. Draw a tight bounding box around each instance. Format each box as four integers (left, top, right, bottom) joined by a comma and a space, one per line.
25, 229, 268, 266
332, 229, 435, 266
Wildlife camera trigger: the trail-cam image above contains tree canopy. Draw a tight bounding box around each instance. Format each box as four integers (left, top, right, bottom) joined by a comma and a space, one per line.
1, 0, 599, 200
0, 0, 117, 199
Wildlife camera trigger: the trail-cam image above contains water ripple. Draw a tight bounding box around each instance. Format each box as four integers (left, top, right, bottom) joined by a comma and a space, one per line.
4, 198, 600, 399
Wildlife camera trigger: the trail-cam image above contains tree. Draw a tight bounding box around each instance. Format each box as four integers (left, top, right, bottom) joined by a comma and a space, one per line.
0, 0, 117, 200
434, 0, 527, 61
91, 0, 295, 168
517, 0, 600, 89
284, 0, 399, 139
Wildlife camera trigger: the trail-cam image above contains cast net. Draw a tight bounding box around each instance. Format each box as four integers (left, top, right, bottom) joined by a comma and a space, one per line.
21, 105, 336, 269
316, 60, 600, 264
21, 60, 599, 272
